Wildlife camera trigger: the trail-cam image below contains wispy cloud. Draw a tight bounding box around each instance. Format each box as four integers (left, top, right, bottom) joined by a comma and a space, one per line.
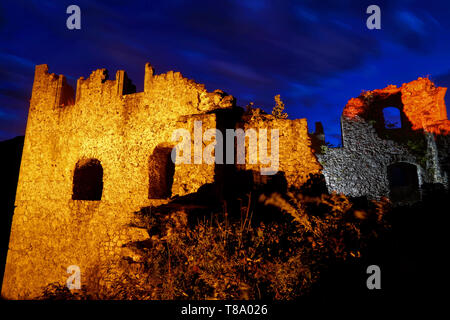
1, 0, 450, 144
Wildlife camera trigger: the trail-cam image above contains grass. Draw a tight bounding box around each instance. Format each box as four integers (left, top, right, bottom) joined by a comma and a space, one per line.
40, 185, 391, 300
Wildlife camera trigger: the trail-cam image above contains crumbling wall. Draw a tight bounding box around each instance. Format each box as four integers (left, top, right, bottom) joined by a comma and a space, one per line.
343, 77, 450, 134
15, 64, 231, 205
321, 77, 449, 200
319, 116, 426, 198
170, 114, 218, 196
241, 110, 322, 190
2, 63, 234, 299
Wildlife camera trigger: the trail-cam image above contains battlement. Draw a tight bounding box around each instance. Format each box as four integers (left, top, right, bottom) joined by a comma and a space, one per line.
75, 68, 137, 103
32, 64, 139, 109
30, 63, 236, 119
31, 64, 75, 109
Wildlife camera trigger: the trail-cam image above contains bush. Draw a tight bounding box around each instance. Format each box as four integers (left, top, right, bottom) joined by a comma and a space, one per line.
272, 95, 288, 119
40, 190, 390, 300
112, 191, 389, 299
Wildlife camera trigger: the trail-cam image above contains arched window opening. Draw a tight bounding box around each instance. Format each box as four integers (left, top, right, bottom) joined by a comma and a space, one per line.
72, 159, 103, 200
387, 162, 419, 202
148, 146, 175, 199
383, 107, 402, 129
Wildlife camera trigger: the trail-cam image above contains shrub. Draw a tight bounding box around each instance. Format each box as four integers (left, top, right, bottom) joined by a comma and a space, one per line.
272, 95, 288, 119
110, 192, 389, 299
40, 191, 390, 300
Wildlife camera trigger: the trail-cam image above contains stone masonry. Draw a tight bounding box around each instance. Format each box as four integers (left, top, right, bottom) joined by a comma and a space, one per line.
2, 63, 449, 299
318, 77, 450, 201
1, 63, 320, 299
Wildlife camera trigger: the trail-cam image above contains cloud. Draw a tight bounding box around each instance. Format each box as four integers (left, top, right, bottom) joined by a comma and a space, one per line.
0, 0, 449, 143
434, 70, 450, 87
208, 60, 270, 84
433, 71, 450, 115
0, 52, 35, 140
0, 53, 35, 101
397, 11, 425, 34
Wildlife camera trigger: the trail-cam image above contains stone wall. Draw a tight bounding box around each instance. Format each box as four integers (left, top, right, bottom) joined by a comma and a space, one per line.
1, 63, 236, 299
318, 116, 428, 199
2, 200, 149, 299
15, 64, 233, 205
241, 111, 322, 190
320, 78, 450, 200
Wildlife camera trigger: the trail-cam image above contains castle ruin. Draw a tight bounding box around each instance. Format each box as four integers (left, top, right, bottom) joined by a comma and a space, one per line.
1, 63, 449, 299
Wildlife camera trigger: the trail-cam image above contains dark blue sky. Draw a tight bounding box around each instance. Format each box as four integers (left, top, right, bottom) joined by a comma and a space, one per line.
1, 0, 450, 145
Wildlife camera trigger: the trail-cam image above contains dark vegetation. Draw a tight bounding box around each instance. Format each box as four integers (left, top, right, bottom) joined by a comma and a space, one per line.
0, 136, 24, 295
41, 172, 448, 300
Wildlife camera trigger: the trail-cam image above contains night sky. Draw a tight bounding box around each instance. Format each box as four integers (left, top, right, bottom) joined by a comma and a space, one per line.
1, 0, 450, 145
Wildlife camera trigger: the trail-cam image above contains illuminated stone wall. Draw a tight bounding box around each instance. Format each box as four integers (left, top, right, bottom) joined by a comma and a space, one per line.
320, 78, 450, 200
240, 110, 322, 190
1, 63, 235, 299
